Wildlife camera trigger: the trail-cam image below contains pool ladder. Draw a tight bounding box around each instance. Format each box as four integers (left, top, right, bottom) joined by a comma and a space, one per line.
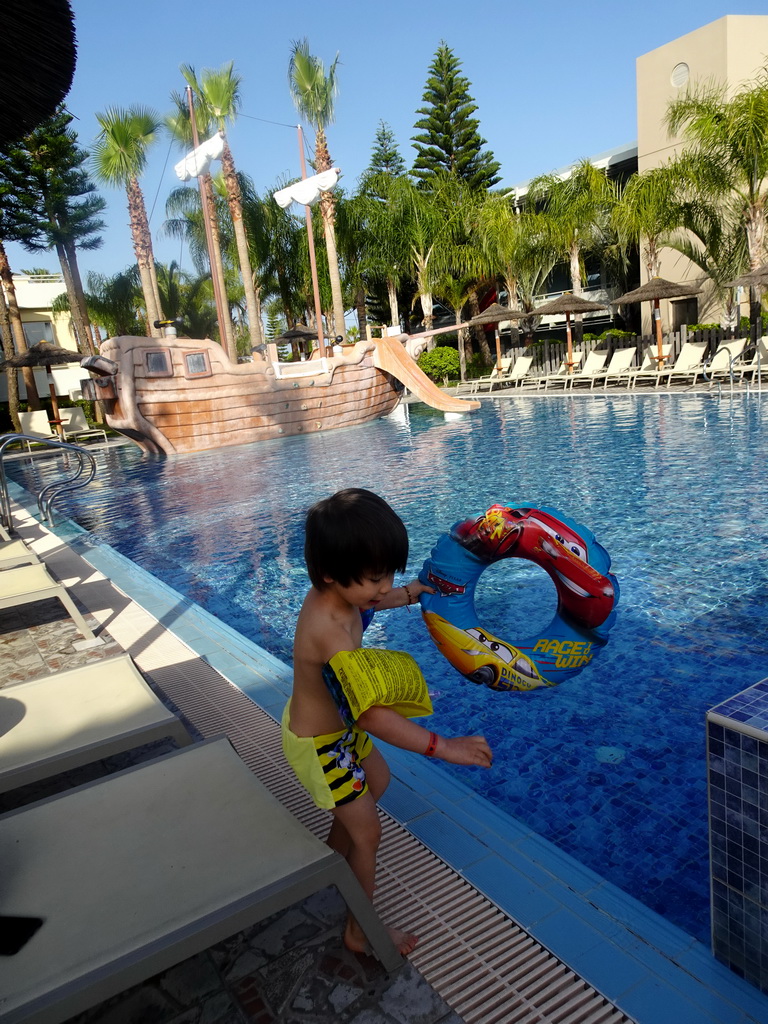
0, 433, 97, 529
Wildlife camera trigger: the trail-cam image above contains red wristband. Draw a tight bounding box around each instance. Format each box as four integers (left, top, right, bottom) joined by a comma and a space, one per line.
424, 731, 438, 757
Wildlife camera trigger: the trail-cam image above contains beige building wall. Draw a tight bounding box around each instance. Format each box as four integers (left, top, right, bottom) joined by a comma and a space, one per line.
635, 15, 768, 331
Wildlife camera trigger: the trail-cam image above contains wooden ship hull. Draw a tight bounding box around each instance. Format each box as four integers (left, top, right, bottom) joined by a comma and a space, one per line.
82, 334, 479, 455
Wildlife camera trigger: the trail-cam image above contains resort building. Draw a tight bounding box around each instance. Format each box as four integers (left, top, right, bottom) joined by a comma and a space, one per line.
0, 272, 85, 401
510, 14, 768, 339
636, 14, 768, 332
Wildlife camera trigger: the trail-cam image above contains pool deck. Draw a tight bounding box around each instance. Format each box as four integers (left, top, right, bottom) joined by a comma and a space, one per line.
2, 443, 768, 1023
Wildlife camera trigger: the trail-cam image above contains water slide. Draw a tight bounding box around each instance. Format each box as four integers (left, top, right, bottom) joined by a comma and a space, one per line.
372, 335, 480, 413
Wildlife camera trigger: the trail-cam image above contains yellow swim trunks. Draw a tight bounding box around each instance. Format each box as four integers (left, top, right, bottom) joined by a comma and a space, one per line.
281, 702, 373, 810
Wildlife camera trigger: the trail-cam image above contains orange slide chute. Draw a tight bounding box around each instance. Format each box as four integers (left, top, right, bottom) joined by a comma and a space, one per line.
372, 335, 480, 413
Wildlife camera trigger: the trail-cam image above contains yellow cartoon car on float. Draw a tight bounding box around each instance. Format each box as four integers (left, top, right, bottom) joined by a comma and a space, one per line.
422, 611, 551, 691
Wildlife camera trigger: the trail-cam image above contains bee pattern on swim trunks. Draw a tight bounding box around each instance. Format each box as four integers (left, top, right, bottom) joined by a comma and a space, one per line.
317, 729, 367, 802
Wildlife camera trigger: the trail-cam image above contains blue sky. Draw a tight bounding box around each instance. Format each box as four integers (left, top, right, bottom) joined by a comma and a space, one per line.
8, 2, 766, 283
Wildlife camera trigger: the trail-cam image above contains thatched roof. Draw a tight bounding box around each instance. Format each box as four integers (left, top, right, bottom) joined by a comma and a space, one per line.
724, 265, 768, 289
469, 303, 531, 325
3, 342, 81, 368
612, 278, 700, 304
533, 293, 608, 316
273, 324, 318, 342
1, 0, 77, 147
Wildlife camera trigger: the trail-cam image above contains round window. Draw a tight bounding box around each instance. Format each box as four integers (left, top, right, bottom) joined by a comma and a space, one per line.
671, 62, 690, 88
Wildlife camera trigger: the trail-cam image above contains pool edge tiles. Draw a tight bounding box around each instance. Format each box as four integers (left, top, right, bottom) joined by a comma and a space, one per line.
707, 678, 768, 997
11, 492, 768, 1024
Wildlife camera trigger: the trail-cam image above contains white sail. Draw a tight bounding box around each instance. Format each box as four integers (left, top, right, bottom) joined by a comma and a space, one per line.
272, 168, 341, 208
174, 132, 225, 182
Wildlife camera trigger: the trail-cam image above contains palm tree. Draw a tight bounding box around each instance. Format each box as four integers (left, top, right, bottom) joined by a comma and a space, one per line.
241, 177, 307, 348
351, 171, 412, 329
80, 267, 144, 337
180, 63, 263, 350
612, 165, 684, 280
664, 189, 749, 328
288, 38, 346, 340
528, 160, 616, 298
92, 106, 164, 336
665, 68, 768, 271
434, 272, 479, 380
166, 89, 237, 359
473, 194, 558, 336
0, 267, 25, 425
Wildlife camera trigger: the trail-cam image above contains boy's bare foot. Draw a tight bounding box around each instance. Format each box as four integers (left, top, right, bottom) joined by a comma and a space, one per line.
344, 920, 418, 957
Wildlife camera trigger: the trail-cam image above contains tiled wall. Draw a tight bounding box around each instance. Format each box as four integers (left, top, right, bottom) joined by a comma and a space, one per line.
707, 678, 768, 992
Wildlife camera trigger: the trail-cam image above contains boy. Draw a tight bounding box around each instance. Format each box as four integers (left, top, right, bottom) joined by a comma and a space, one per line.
284, 488, 493, 957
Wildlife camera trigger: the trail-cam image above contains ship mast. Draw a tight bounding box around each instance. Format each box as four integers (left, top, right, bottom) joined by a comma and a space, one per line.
296, 125, 326, 358
185, 86, 231, 357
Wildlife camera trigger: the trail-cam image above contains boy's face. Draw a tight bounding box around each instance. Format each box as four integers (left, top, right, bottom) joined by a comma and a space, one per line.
326, 571, 395, 609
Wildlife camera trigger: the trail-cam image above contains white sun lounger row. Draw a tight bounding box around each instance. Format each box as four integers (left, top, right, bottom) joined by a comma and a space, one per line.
457, 335, 768, 395
0, 736, 402, 1024
0, 538, 402, 1022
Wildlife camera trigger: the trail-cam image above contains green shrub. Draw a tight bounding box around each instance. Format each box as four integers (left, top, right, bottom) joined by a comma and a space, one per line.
417, 346, 460, 383
598, 329, 635, 340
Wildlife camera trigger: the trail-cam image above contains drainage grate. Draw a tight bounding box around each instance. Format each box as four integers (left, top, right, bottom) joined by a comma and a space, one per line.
139, 650, 635, 1024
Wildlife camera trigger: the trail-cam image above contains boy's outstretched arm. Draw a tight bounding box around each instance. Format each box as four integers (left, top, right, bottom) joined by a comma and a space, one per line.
357, 705, 493, 768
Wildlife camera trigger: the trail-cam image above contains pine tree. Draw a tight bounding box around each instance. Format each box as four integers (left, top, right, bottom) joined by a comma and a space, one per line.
411, 42, 501, 191
367, 121, 406, 176
5, 107, 106, 354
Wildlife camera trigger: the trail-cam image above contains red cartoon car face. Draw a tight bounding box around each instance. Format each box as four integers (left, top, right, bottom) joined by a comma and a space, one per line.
514, 510, 614, 629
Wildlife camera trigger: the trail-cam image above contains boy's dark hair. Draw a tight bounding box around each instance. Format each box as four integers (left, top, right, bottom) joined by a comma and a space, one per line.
304, 488, 408, 589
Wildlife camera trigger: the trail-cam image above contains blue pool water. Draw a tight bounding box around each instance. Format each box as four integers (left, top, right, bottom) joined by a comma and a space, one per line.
9, 392, 768, 943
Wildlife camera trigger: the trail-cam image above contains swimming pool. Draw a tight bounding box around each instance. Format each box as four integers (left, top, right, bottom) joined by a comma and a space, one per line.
9, 392, 767, 944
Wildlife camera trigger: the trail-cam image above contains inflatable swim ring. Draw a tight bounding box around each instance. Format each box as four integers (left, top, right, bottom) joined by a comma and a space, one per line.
418, 504, 619, 692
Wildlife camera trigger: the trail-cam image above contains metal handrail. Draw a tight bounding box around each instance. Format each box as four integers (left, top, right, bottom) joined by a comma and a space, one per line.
0, 433, 97, 527
700, 342, 745, 391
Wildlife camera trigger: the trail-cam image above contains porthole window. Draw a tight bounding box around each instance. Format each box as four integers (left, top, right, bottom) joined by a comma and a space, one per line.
145, 350, 173, 377
671, 62, 689, 88
184, 350, 212, 378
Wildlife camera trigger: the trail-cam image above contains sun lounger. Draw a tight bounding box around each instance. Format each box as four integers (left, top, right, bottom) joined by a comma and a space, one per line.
0, 737, 402, 1023
58, 407, 108, 445
18, 409, 107, 449
17, 411, 60, 450
736, 336, 768, 383
485, 353, 534, 392
458, 357, 512, 394
556, 349, 609, 390
0, 522, 11, 543
626, 343, 673, 388
693, 338, 749, 387
590, 347, 637, 389
654, 340, 709, 388
534, 351, 583, 390
0, 540, 40, 570
0, 563, 104, 649
0, 654, 192, 794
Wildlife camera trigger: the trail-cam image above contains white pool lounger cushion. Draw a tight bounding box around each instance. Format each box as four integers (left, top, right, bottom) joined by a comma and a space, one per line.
0, 563, 103, 649
0, 737, 401, 1023
0, 654, 192, 793
0, 540, 40, 570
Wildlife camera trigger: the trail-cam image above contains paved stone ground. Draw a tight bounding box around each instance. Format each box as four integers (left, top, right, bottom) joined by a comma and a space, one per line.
0, 598, 463, 1024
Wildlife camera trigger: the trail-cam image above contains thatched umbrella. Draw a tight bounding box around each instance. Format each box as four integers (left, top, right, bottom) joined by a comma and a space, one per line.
469, 303, 533, 370
269, 324, 318, 361
1, 0, 77, 147
723, 266, 768, 333
724, 265, 768, 289
532, 293, 609, 373
612, 277, 700, 368
3, 342, 82, 438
